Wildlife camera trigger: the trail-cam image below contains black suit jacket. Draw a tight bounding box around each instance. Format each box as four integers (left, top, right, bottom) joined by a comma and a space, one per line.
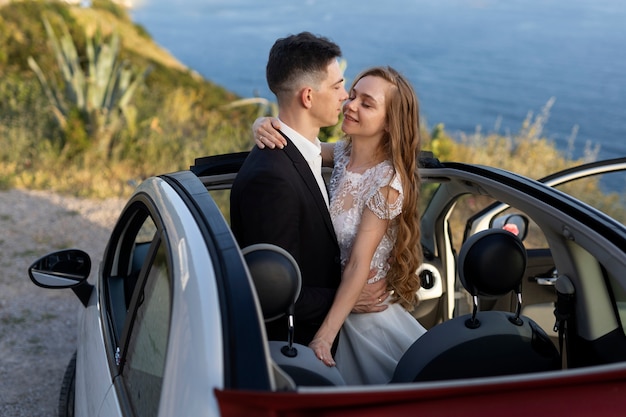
230, 135, 342, 346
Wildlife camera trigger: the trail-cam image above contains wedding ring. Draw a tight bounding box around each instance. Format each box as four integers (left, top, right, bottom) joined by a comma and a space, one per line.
378, 297, 382, 303
259, 135, 264, 141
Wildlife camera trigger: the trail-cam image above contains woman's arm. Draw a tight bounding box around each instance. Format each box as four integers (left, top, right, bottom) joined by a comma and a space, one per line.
253, 117, 287, 149
309, 207, 389, 366
253, 117, 336, 166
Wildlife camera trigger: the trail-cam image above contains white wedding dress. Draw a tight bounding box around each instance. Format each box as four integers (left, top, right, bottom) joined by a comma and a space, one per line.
329, 141, 426, 385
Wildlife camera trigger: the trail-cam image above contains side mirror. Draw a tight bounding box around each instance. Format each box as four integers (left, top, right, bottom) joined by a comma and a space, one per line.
492, 214, 529, 241
29, 249, 93, 307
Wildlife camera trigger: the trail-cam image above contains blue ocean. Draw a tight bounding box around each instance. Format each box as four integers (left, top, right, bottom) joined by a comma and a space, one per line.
131, 0, 626, 162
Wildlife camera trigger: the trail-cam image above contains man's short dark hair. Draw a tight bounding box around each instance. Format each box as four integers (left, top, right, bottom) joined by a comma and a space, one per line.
266, 31, 342, 97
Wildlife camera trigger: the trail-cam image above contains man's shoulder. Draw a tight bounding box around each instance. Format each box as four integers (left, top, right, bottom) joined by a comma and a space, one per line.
234, 148, 295, 190
245, 146, 288, 163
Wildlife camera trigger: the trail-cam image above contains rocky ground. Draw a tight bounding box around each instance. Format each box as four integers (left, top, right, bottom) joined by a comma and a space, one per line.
0, 189, 126, 417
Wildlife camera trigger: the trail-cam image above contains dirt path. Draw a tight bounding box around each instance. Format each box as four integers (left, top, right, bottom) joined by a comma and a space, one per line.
0, 189, 125, 417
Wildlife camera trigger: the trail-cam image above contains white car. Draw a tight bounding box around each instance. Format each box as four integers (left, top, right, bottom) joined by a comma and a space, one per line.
30, 153, 626, 416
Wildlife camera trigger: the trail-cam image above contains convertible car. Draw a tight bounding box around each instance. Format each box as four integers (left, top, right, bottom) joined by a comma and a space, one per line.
29, 153, 626, 416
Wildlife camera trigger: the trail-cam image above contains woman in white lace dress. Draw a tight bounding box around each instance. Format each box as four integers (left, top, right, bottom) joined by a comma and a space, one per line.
255, 66, 426, 384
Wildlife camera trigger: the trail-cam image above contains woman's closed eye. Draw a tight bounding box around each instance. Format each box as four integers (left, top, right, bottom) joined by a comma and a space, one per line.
348, 95, 372, 108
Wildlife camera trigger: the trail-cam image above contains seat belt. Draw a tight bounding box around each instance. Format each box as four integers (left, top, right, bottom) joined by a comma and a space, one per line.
553, 275, 575, 369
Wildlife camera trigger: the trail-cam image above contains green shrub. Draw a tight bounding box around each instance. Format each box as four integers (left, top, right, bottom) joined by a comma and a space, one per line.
91, 0, 128, 20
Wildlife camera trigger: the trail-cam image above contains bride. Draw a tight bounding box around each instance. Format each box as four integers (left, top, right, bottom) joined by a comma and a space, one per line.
255, 66, 426, 385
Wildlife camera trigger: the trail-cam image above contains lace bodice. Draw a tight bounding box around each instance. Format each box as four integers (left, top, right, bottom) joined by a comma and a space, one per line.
329, 141, 403, 283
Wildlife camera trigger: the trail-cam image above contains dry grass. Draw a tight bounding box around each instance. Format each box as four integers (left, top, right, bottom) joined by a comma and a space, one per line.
69, 6, 190, 73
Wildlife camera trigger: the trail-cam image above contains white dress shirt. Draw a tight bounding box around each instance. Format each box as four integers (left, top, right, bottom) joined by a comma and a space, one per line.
278, 120, 330, 207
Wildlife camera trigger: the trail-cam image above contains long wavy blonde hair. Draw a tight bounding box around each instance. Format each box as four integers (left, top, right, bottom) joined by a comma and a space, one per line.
347, 66, 423, 310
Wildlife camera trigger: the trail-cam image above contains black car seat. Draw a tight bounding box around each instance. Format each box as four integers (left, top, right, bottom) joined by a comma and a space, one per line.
391, 229, 560, 383
242, 243, 346, 387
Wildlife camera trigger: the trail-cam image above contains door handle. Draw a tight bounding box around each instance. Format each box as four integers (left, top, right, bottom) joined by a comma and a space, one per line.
534, 268, 558, 286
535, 277, 557, 286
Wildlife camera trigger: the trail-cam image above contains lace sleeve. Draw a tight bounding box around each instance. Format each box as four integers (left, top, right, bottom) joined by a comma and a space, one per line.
366, 167, 403, 220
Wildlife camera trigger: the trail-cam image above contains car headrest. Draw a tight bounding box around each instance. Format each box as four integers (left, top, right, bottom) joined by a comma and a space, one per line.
458, 228, 527, 297
242, 243, 302, 322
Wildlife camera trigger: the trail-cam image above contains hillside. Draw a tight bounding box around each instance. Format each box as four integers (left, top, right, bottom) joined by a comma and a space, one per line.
70, 3, 189, 73
0, 1, 595, 201
0, 0, 255, 198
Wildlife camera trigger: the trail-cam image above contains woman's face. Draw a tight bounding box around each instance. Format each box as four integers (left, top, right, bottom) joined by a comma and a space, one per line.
341, 75, 391, 139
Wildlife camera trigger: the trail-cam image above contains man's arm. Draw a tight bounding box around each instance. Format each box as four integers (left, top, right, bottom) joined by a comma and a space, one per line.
232, 162, 300, 253
352, 278, 390, 313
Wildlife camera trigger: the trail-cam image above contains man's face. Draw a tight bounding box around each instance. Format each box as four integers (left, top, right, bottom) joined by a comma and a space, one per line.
310, 60, 349, 128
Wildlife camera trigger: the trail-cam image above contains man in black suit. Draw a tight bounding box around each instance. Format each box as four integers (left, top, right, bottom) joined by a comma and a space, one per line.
231, 32, 385, 347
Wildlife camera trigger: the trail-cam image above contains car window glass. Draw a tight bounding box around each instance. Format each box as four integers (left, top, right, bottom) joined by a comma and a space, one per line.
135, 215, 157, 245
125, 216, 158, 307
208, 189, 231, 223
419, 182, 439, 216
104, 207, 159, 344
554, 171, 626, 226
123, 241, 171, 417
448, 194, 497, 253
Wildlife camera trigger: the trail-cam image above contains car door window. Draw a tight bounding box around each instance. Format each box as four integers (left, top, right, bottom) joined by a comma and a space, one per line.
208, 189, 231, 222
123, 239, 171, 417
104, 206, 158, 343
553, 171, 626, 226
126, 216, 157, 307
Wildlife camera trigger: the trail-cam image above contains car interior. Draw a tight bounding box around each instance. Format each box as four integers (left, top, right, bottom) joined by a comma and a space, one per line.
242, 243, 346, 389
190, 153, 626, 389
391, 228, 560, 383
22, 155, 625, 417
242, 228, 563, 388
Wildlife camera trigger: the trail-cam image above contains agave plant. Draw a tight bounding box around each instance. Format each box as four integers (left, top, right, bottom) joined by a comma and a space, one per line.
223, 96, 278, 119
28, 14, 151, 159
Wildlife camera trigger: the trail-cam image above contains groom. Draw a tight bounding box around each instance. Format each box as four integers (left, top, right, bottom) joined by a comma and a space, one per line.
230, 32, 386, 348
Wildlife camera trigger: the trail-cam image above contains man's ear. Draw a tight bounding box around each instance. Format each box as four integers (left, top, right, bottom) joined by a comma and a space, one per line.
300, 87, 313, 109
